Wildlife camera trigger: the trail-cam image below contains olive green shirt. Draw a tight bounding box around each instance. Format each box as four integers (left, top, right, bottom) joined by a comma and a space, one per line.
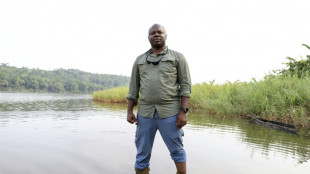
127, 47, 191, 119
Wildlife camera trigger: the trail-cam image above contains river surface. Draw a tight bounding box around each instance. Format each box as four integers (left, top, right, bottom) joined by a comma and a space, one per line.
0, 93, 309, 174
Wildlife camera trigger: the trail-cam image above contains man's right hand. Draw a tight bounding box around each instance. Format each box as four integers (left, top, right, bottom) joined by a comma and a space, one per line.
127, 112, 138, 124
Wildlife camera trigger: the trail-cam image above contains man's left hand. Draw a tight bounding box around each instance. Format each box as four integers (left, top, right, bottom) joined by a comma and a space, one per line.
176, 111, 187, 129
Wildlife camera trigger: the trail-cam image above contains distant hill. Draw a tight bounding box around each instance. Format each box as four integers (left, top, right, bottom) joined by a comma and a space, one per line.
0, 63, 130, 93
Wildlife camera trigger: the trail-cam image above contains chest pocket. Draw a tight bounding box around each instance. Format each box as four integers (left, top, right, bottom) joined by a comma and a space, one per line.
159, 56, 177, 74
137, 58, 149, 75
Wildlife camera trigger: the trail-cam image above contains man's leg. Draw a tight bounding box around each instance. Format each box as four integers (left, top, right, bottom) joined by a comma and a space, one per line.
175, 161, 186, 174
156, 113, 187, 173
135, 114, 157, 170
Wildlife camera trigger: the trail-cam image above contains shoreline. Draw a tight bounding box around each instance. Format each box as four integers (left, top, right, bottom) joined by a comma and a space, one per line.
92, 77, 310, 136
92, 97, 310, 135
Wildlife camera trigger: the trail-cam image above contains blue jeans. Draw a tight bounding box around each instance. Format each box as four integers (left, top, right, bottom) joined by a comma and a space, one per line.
134, 111, 186, 169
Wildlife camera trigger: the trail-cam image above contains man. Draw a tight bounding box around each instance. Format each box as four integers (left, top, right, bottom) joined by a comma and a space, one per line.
127, 24, 191, 174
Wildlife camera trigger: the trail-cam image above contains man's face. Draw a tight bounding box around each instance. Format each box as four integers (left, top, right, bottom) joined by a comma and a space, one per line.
148, 25, 167, 49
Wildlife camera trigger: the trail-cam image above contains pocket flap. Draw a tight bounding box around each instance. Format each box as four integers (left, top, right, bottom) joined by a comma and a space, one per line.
161, 56, 175, 62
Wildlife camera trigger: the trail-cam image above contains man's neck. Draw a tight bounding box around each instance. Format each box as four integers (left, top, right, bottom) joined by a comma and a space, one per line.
151, 46, 165, 56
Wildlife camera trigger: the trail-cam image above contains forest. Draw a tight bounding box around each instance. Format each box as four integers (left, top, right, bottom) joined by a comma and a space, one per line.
0, 64, 130, 93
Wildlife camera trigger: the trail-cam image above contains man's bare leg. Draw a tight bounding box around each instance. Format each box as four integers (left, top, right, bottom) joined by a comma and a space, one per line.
175, 161, 186, 174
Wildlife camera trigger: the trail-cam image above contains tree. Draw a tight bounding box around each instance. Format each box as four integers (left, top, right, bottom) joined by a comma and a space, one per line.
277, 44, 310, 77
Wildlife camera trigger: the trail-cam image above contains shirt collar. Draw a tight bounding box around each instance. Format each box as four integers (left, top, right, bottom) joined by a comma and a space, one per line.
147, 46, 168, 55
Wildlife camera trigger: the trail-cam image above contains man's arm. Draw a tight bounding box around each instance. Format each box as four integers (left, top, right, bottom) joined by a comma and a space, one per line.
177, 53, 191, 98
176, 96, 189, 129
176, 53, 191, 129
126, 58, 140, 124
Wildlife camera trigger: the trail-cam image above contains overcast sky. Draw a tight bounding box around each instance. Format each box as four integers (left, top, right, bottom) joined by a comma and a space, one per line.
1, 0, 309, 84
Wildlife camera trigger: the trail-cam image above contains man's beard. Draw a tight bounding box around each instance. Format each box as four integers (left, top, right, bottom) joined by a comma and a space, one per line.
150, 40, 165, 49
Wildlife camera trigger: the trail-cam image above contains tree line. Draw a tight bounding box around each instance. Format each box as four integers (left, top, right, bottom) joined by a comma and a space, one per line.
0, 64, 130, 93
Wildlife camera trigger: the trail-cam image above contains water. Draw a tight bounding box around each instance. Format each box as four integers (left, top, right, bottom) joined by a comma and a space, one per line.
0, 93, 309, 174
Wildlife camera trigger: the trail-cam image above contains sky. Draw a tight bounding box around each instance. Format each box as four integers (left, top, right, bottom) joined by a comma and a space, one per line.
0, 0, 309, 84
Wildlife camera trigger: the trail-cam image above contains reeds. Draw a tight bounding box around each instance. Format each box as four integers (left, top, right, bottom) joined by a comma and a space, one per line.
190, 75, 310, 128
92, 86, 128, 103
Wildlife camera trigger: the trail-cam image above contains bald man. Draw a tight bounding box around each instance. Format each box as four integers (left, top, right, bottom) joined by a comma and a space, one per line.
127, 24, 191, 174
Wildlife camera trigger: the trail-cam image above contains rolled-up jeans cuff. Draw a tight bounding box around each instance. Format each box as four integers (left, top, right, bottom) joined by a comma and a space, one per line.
135, 163, 149, 169
171, 150, 186, 162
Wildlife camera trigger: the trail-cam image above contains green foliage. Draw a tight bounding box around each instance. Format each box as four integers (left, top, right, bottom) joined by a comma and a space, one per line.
93, 75, 310, 128
92, 87, 129, 103
190, 76, 310, 128
0, 64, 129, 93
92, 78, 310, 128
276, 44, 310, 77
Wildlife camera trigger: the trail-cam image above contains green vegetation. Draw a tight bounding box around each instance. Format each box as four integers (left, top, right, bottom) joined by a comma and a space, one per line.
0, 64, 129, 93
190, 76, 310, 128
92, 44, 310, 129
93, 76, 310, 128
93, 87, 129, 103
276, 44, 310, 78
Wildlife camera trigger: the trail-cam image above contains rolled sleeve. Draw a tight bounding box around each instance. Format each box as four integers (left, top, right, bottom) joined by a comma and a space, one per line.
177, 53, 191, 98
127, 59, 140, 104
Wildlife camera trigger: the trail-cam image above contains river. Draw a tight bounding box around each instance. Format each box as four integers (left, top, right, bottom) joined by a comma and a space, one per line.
0, 93, 309, 174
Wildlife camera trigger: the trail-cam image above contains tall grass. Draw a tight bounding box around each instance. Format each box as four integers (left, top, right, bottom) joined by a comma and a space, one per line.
190, 76, 310, 128
92, 76, 310, 128
92, 87, 128, 103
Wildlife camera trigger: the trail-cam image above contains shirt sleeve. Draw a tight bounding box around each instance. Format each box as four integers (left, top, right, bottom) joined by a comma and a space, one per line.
126, 58, 140, 104
177, 53, 192, 97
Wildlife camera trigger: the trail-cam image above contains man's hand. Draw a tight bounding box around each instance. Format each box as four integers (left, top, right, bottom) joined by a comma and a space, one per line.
127, 99, 137, 124
176, 111, 187, 129
127, 112, 138, 124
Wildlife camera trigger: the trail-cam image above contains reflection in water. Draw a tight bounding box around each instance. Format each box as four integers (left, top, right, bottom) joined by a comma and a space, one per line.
0, 93, 93, 112
186, 111, 310, 165
92, 101, 128, 114
0, 93, 310, 174
240, 123, 310, 164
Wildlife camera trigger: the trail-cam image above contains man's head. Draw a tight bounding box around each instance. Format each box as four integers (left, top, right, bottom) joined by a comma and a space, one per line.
148, 24, 167, 49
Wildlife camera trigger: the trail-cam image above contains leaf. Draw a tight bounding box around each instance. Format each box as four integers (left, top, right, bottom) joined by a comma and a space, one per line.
302, 44, 310, 50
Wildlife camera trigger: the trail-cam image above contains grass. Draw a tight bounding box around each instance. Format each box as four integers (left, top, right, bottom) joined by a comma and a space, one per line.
92, 86, 129, 103
92, 76, 310, 129
190, 75, 310, 128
